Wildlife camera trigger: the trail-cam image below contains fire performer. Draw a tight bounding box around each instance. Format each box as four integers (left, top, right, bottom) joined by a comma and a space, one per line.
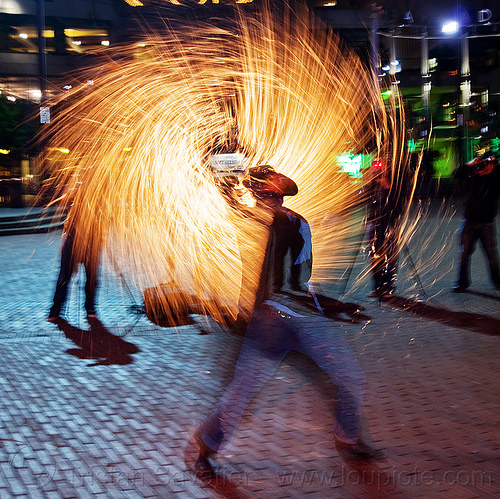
194, 166, 376, 480
240, 165, 312, 293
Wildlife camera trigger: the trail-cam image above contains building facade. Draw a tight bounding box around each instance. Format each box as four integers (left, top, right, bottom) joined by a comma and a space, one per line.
1, 0, 498, 206
0, 0, 136, 205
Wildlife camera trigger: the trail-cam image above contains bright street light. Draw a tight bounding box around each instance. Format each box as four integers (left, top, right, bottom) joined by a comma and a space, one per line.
442, 21, 459, 34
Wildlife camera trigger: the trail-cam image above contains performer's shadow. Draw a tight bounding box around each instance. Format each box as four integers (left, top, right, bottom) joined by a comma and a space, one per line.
384, 295, 500, 336
54, 317, 141, 366
464, 289, 500, 302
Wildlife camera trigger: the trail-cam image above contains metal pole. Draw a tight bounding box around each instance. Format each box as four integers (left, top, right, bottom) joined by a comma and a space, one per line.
37, 0, 47, 104
389, 31, 397, 75
371, 4, 381, 78
460, 31, 471, 162
421, 31, 431, 125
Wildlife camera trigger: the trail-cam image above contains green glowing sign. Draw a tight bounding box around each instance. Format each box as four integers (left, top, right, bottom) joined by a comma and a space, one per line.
337, 153, 371, 178
491, 137, 500, 155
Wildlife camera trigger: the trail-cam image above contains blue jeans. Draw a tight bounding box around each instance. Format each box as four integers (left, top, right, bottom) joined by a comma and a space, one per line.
457, 220, 500, 289
200, 308, 366, 452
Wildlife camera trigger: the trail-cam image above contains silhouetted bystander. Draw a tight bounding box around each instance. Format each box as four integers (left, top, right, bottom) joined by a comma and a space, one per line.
453, 152, 500, 292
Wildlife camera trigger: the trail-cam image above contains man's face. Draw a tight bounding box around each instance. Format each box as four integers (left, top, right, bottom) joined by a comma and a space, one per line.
256, 194, 284, 208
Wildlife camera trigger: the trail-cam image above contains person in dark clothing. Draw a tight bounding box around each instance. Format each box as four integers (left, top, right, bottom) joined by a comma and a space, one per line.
47, 214, 101, 321
243, 166, 312, 292
272, 207, 312, 292
194, 166, 375, 480
453, 152, 500, 292
366, 158, 402, 299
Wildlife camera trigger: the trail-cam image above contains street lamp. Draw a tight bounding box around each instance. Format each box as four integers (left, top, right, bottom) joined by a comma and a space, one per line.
442, 21, 459, 35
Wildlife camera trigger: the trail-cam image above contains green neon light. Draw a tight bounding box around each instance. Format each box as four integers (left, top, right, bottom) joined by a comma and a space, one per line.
491, 137, 500, 155
337, 153, 371, 178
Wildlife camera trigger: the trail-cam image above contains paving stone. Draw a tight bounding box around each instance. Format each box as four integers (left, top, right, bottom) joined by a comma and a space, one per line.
1, 207, 500, 498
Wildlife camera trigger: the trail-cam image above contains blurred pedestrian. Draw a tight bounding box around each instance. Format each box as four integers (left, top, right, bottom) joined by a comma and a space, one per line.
47, 208, 102, 321
366, 158, 402, 299
453, 152, 500, 292
194, 166, 375, 480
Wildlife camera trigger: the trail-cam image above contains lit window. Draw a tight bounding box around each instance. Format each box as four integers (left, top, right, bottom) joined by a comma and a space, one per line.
9, 27, 55, 53
64, 28, 109, 53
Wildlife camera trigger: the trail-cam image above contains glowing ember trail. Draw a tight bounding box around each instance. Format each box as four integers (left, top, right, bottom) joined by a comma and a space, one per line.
42, 7, 415, 324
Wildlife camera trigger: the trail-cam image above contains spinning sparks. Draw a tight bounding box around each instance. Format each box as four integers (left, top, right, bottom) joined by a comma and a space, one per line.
43, 6, 413, 323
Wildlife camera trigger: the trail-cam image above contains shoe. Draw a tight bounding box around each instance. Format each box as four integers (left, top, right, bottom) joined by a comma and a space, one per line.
195, 453, 216, 480
47, 306, 61, 322
193, 430, 218, 479
368, 291, 378, 298
86, 310, 97, 318
452, 286, 467, 293
335, 439, 377, 459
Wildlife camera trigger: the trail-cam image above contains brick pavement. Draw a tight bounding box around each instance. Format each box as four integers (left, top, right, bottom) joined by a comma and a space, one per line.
0, 202, 500, 498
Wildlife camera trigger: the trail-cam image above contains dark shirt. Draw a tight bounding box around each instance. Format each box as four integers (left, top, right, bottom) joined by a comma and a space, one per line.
458, 164, 500, 223
254, 206, 314, 315
365, 170, 408, 229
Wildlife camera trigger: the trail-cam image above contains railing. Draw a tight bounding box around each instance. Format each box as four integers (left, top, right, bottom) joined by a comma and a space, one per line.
0, 206, 67, 236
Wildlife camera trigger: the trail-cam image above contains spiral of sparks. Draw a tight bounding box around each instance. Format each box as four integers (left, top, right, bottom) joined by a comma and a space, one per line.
43, 6, 414, 324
